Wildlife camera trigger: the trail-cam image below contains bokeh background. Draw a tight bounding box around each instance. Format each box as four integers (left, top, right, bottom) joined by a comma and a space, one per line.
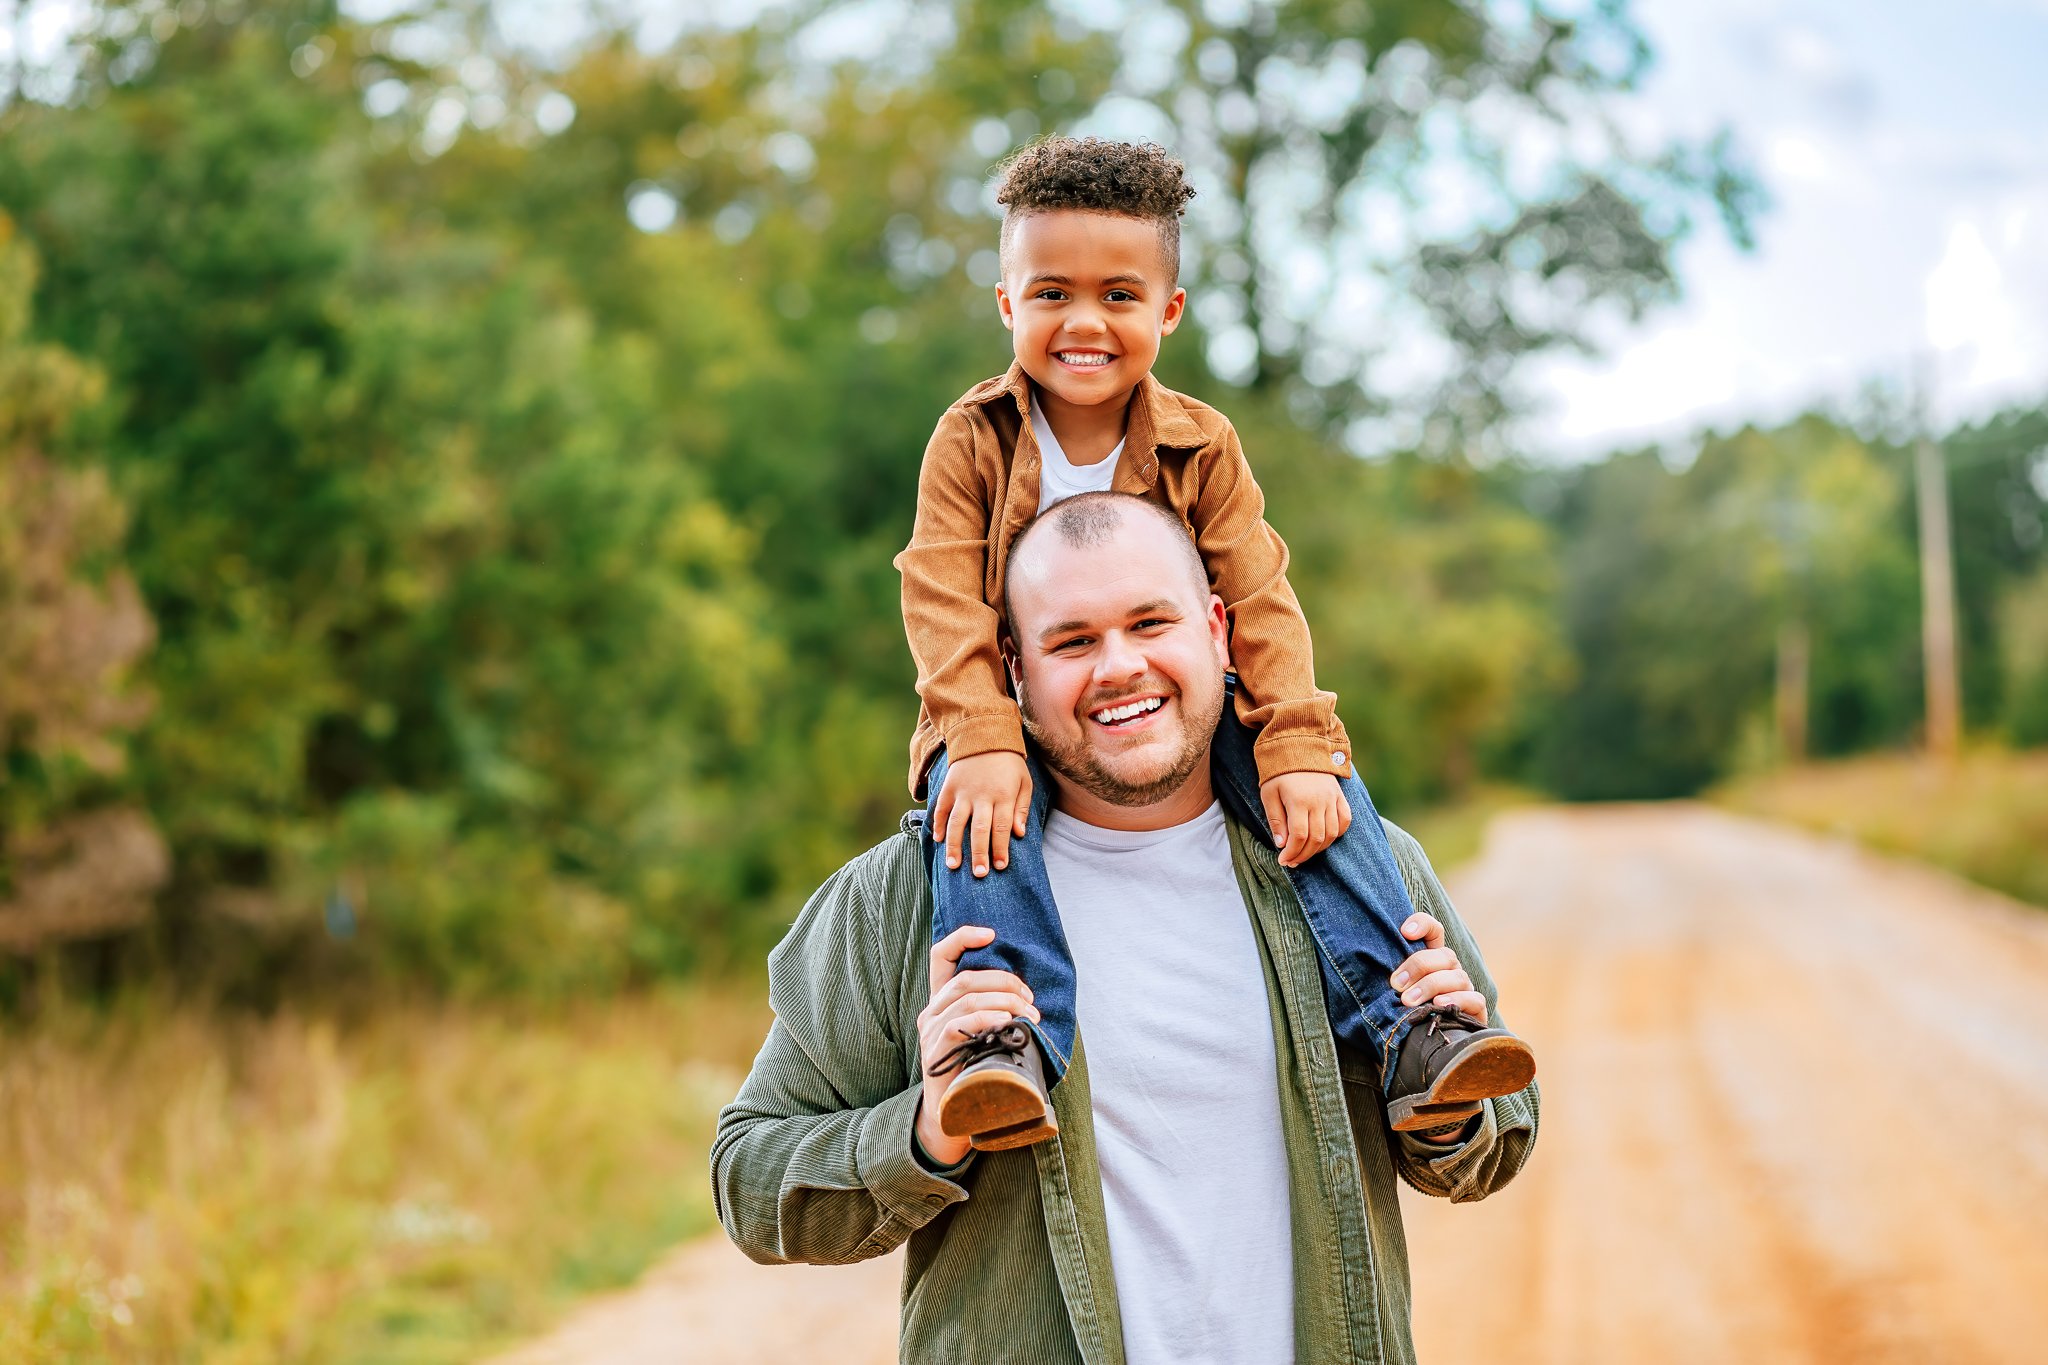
2, 1, 2043, 1360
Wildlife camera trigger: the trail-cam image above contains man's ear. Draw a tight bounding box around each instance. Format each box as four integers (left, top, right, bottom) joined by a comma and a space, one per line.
1207, 593, 1230, 668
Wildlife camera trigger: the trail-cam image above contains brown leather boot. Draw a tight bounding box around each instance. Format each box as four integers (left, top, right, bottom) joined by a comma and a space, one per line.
1383, 1002, 1537, 1133
930, 1022, 1060, 1152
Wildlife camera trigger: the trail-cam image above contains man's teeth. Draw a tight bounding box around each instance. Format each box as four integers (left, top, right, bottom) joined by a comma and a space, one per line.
1057, 352, 1112, 367
1092, 697, 1163, 724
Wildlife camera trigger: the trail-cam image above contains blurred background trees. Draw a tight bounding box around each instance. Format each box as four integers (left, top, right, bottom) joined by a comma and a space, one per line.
0, 0, 2041, 1000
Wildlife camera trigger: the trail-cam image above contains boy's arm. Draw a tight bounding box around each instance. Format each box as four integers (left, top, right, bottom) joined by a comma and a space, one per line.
892, 406, 1026, 772
1189, 419, 1351, 786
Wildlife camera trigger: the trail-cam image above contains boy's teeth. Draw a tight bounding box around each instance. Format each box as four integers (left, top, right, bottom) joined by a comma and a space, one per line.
1092, 697, 1163, 723
1058, 352, 1111, 366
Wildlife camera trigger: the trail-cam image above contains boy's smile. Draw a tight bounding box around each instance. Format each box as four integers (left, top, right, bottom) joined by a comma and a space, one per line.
996, 210, 1187, 453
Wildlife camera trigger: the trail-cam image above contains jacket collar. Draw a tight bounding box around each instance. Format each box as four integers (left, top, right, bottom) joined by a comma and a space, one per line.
975, 361, 1207, 455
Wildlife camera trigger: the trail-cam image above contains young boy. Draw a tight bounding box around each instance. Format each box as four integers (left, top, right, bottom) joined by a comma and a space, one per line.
894, 137, 1534, 1152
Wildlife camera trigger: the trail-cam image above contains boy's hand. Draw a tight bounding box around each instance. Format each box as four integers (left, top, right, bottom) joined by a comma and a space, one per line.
1260, 771, 1352, 868
935, 750, 1033, 878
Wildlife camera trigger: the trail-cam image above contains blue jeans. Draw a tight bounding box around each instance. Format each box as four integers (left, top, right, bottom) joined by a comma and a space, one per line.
922, 679, 1426, 1087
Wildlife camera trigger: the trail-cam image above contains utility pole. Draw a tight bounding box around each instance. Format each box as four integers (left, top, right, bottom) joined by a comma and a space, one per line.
1915, 363, 1961, 760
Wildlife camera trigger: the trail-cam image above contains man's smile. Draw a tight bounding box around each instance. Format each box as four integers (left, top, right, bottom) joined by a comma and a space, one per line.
1087, 694, 1166, 729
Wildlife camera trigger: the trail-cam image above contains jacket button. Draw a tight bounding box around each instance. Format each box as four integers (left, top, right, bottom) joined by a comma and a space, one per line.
1331, 753, 1346, 769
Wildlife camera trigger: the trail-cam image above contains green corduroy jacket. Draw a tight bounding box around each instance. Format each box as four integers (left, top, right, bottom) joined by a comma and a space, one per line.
712, 812, 1540, 1363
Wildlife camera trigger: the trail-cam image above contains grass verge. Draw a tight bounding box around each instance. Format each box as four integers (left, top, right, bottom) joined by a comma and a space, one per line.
1713, 747, 2048, 909
0, 984, 769, 1364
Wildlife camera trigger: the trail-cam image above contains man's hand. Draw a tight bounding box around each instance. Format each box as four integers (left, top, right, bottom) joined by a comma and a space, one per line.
915, 925, 1040, 1167
934, 751, 1033, 878
1389, 911, 1487, 1027
1260, 770, 1353, 868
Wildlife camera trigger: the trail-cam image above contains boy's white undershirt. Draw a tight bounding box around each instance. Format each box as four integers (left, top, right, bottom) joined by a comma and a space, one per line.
1031, 392, 1124, 512
1041, 801, 1296, 1365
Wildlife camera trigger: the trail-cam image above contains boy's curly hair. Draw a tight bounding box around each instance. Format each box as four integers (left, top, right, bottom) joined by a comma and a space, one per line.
994, 137, 1197, 283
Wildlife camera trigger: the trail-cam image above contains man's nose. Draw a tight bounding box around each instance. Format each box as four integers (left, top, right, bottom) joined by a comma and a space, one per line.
1092, 631, 1145, 684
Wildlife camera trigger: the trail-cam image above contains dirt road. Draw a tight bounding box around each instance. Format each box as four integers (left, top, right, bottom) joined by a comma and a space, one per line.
496, 804, 2048, 1364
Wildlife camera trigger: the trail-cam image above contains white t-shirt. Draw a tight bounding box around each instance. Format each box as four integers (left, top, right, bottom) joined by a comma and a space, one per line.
1042, 802, 1296, 1365
1032, 395, 1124, 512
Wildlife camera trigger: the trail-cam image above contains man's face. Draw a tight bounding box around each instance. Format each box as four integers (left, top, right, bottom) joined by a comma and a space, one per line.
1004, 510, 1228, 819
995, 211, 1186, 416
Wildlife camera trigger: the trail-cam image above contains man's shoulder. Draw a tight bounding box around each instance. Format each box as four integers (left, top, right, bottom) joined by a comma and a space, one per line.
823, 817, 931, 936
1377, 817, 1430, 873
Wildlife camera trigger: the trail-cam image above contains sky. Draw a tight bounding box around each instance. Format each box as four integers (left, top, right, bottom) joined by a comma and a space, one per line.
1524, 0, 2048, 454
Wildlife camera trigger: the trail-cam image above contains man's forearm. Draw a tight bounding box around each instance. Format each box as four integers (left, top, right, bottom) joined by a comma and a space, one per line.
713, 1080, 969, 1266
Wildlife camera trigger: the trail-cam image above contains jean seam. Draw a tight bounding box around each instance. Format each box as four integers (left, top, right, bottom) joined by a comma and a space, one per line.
1209, 739, 1396, 1059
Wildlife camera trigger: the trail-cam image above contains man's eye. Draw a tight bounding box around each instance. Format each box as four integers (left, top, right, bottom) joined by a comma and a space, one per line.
1055, 637, 1091, 651
1134, 619, 1168, 630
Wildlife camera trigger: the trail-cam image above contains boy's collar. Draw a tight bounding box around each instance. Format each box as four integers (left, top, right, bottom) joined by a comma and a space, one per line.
982, 361, 1206, 453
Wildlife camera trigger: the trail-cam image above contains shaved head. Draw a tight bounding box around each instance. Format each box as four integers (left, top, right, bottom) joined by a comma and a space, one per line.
1002, 493, 1208, 639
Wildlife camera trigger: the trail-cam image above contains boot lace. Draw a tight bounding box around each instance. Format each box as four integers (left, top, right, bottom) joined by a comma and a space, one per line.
927, 1021, 1031, 1077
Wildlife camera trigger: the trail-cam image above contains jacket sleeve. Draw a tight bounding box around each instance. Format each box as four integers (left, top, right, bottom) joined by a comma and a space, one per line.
891, 406, 1027, 770
1186, 420, 1351, 785
710, 849, 974, 1264
1378, 821, 1541, 1204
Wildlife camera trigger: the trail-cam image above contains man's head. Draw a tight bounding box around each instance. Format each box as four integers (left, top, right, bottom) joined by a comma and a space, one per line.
992, 138, 1194, 417
1001, 493, 1228, 827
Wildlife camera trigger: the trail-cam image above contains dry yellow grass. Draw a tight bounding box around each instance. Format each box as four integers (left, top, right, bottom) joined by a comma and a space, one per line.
0, 984, 770, 1363
1714, 747, 2048, 908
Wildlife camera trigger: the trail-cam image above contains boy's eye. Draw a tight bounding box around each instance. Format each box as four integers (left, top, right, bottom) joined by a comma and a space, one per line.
1105, 289, 1136, 302
1036, 288, 1068, 301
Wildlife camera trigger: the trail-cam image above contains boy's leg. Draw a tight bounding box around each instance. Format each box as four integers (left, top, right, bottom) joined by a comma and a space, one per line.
1205, 686, 1420, 1073
921, 747, 1076, 1149
1207, 678, 1534, 1130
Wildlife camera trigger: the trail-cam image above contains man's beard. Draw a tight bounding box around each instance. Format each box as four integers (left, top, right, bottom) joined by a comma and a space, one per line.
1017, 669, 1225, 809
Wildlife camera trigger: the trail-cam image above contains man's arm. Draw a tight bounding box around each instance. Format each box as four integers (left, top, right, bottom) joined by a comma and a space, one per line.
1377, 820, 1541, 1204
710, 847, 973, 1265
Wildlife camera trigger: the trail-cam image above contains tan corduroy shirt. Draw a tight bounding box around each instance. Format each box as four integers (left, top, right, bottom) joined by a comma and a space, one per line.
712, 812, 1541, 1364
894, 364, 1351, 796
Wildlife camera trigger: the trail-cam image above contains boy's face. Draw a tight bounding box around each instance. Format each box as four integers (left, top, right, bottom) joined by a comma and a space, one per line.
995, 210, 1187, 414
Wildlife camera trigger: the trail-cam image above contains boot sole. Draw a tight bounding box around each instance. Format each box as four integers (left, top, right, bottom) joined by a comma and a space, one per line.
1385, 1035, 1537, 1132
938, 1068, 1047, 1139
970, 1112, 1060, 1152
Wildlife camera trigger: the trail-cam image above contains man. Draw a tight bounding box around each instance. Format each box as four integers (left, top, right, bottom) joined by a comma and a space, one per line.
713, 493, 1539, 1364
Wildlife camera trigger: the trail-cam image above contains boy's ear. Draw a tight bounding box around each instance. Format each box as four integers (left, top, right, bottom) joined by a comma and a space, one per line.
995, 283, 1016, 332
1158, 286, 1188, 337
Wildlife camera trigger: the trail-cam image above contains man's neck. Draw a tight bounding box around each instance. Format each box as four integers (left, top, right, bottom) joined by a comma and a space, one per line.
1033, 380, 1136, 468
1046, 762, 1218, 833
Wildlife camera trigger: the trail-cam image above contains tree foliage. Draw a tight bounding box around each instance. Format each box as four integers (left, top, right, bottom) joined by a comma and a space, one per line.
0, 1, 2037, 997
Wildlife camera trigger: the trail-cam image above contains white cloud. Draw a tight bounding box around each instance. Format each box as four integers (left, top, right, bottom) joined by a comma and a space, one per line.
1924, 201, 2048, 416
